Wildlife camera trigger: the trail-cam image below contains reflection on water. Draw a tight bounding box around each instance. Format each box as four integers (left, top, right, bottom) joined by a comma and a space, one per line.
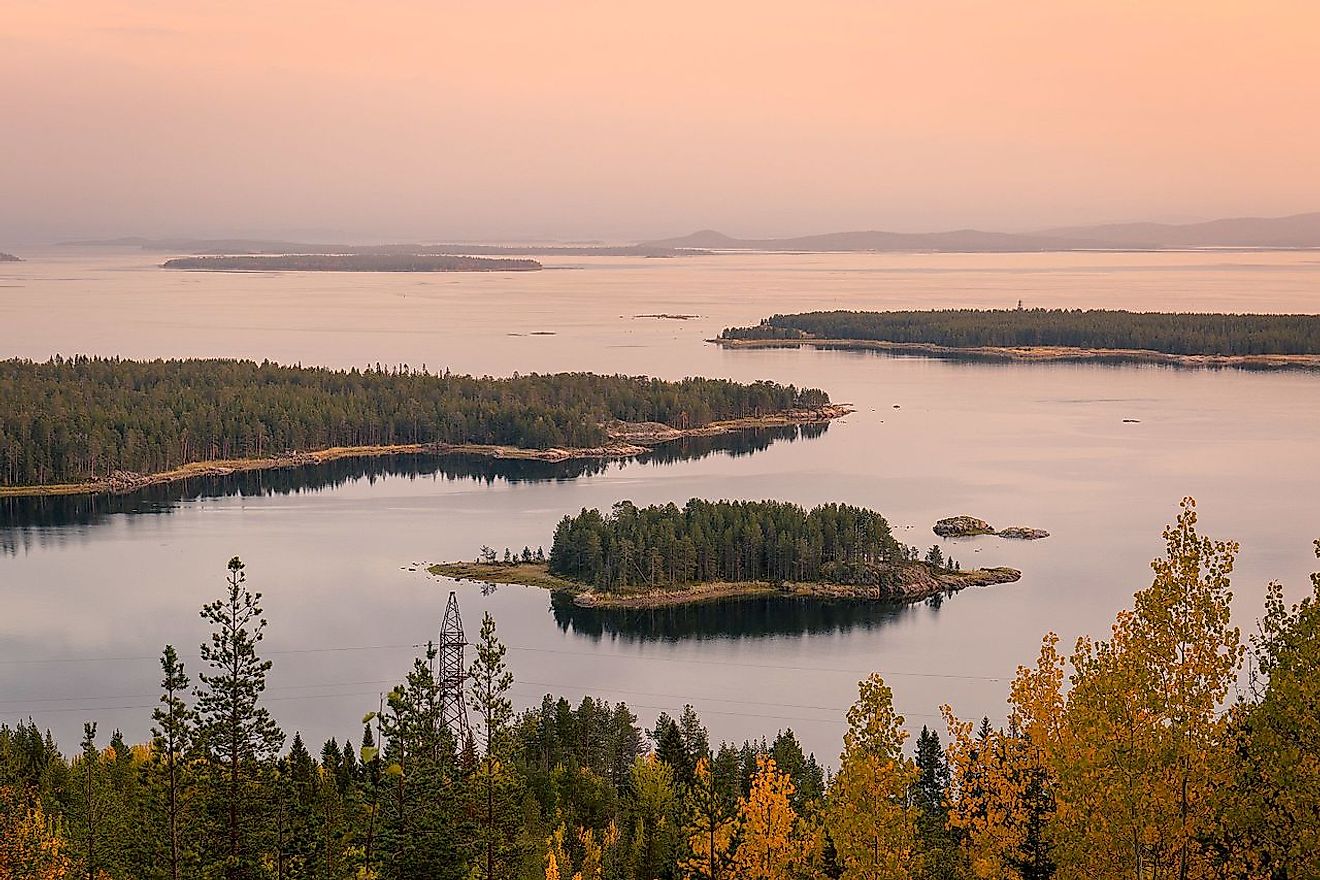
550, 589, 934, 641
0, 424, 826, 553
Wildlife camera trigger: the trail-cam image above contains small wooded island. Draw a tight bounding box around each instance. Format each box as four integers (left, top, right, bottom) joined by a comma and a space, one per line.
162, 254, 541, 272
718, 308, 1320, 369
431, 498, 1021, 608
0, 252, 20, 261
0, 357, 844, 495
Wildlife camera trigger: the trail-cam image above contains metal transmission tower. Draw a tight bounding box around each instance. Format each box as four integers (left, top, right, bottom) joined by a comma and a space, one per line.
437, 591, 471, 744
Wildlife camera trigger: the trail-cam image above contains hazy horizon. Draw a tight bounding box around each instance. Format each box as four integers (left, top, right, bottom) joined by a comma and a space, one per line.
6, 1, 1320, 245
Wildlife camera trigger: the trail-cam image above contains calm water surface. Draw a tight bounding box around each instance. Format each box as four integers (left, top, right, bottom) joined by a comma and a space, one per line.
2, 248, 1319, 760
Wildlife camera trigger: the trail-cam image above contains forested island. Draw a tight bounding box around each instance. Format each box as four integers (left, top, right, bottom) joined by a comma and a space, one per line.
0, 358, 841, 494
1, 501, 1316, 879
719, 308, 1320, 368
0, 252, 20, 261
432, 498, 1020, 608
162, 254, 542, 272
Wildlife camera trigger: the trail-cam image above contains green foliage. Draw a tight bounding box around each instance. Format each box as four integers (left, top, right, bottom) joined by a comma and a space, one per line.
3, 511, 1318, 880
194, 556, 284, 878
723, 308, 1320, 356
548, 498, 906, 589
0, 357, 829, 486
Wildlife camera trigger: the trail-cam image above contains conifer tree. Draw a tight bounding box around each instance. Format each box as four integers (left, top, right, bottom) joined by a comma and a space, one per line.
195, 556, 284, 879
677, 757, 736, 880
468, 612, 519, 880
623, 755, 679, 880
150, 644, 193, 880
75, 722, 101, 880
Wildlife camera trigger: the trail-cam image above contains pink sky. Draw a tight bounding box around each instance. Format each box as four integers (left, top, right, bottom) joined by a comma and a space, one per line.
4, 1, 1319, 243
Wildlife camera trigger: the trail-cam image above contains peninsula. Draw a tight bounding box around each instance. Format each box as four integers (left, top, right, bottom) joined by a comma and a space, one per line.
0, 357, 844, 496
162, 254, 541, 272
431, 498, 1021, 608
717, 309, 1320, 370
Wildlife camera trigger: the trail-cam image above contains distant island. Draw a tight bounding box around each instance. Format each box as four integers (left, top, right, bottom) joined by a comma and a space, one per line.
0, 357, 845, 496
0, 252, 20, 262
717, 309, 1320, 370
162, 254, 542, 272
431, 498, 1020, 608
644, 210, 1320, 252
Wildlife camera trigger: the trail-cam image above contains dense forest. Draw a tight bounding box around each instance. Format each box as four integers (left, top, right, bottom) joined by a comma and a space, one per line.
721, 308, 1320, 355
2, 500, 1317, 879
0, 358, 829, 486
547, 499, 909, 589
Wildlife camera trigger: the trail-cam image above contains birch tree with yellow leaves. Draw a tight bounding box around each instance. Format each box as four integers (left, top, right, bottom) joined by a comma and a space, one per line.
826, 674, 920, 880
1049, 498, 1242, 880
731, 755, 799, 880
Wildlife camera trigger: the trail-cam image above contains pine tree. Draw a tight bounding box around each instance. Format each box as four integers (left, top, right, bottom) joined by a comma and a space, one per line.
150, 644, 193, 880
677, 757, 736, 880
468, 612, 518, 880
76, 722, 101, 880
623, 756, 679, 880
195, 556, 284, 879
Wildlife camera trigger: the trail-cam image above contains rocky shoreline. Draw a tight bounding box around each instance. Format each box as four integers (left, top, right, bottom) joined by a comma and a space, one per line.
0, 406, 851, 498
428, 560, 1021, 609
712, 336, 1320, 372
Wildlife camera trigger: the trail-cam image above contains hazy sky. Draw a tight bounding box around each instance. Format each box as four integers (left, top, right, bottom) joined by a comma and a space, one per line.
5, 1, 1319, 244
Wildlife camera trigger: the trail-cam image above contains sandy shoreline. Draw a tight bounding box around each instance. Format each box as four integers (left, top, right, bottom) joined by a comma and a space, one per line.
712, 337, 1320, 371
0, 405, 851, 499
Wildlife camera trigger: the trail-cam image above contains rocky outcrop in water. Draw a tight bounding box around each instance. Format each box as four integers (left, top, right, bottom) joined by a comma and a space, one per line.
934, 516, 1049, 540
933, 516, 996, 537
996, 526, 1050, 540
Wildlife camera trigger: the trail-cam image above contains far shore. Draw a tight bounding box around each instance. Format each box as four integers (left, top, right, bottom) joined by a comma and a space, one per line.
712, 337, 1320, 371
0, 405, 850, 499
428, 560, 1021, 609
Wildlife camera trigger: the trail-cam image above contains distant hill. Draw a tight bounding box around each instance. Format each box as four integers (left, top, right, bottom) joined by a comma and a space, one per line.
646, 211, 1320, 252
0, 252, 20, 262
62, 237, 704, 258
1037, 212, 1320, 248
643, 228, 1106, 252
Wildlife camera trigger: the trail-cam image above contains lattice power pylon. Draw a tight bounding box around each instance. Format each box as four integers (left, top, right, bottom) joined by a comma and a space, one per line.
437, 591, 471, 744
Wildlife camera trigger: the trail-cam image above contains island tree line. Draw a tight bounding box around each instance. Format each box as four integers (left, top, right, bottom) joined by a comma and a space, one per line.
546, 500, 912, 589
2, 500, 1318, 879
0, 357, 829, 487
721, 308, 1320, 356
